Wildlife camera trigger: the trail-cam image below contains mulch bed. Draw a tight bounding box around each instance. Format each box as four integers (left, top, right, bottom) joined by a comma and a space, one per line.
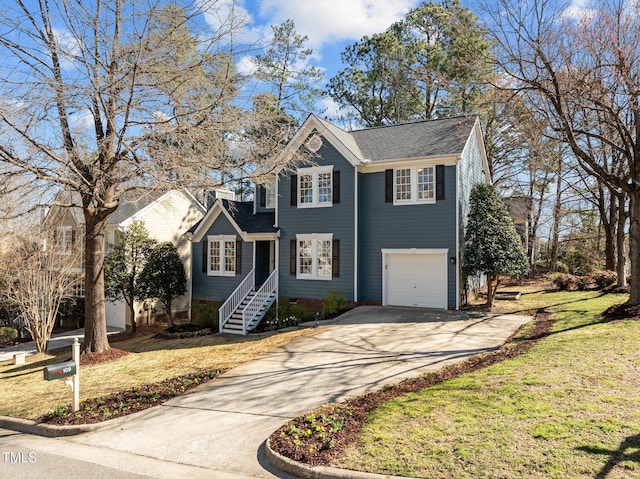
39, 368, 224, 425
79, 348, 129, 366
269, 310, 555, 466
602, 302, 640, 320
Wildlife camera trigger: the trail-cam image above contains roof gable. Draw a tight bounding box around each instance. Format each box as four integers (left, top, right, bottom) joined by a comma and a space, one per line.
188, 199, 276, 242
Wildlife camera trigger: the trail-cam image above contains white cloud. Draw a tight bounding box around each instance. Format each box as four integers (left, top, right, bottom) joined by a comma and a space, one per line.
236, 55, 258, 75
255, 0, 418, 49
562, 0, 595, 20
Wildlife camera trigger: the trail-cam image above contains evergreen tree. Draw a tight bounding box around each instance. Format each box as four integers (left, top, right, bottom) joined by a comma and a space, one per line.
104, 222, 156, 333
463, 184, 529, 306
138, 242, 187, 328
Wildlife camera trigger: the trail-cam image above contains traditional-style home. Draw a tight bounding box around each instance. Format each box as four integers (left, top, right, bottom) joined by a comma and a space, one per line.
188, 114, 490, 334
45, 189, 206, 329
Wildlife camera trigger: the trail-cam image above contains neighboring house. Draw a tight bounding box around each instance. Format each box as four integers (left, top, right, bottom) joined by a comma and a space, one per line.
45, 189, 206, 329
188, 114, 491, 334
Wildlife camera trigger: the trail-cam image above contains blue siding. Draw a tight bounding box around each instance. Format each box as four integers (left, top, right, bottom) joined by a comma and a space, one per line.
277, 137, 356, 301
191, 213, 253, 302
358, 166, 458, 307
459, 126, 489, 293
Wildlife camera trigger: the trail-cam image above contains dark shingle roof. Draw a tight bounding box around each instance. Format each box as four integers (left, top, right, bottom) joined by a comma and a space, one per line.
348, 116, 477, 161
220, 200, 277, 233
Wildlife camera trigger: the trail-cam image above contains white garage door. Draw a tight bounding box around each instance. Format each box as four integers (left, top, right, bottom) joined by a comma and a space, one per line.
384, 251, 447, 309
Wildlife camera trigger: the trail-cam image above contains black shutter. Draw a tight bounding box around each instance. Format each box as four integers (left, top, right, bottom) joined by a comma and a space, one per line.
202, 239, 208, 273
385, 169, 393, 203
235, 239, 242, 274
290, 175, 297, 206
333, 171, 340, 204
71, 229, 76, 246
436, 165, 445, 200
259, 185, 266, 207
332, 239, 340, 278
290, 239, 297, 276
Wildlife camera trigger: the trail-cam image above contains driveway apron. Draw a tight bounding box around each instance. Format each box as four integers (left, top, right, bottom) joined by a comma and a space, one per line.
67, 306, 531, 478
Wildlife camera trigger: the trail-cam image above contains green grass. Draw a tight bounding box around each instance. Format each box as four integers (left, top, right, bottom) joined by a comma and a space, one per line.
0, 328, 310, 419
334, 290, 640, 479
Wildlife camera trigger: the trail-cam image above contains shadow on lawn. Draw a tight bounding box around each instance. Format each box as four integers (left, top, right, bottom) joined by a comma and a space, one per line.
578, 434, 640, 478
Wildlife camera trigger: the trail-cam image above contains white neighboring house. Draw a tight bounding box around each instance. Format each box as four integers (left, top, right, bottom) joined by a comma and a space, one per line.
46, 189, 206, 330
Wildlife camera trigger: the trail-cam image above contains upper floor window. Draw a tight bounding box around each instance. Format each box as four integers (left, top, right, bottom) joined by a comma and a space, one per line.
207, 235, 237, 276
265, 181, 276, 209
394, 166, 435, 205
297, 166, 333, 208
54, 226, 75, 254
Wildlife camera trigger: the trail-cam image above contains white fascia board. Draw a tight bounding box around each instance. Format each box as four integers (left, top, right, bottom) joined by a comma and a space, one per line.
358, 155, 460, 173
190, 202, 248, 243
272, 115, 363, 174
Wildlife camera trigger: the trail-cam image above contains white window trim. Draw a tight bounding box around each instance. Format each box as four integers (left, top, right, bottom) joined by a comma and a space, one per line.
297, 165, 333, 208
296, 233, 333, 280
207, 234, 236, 277
265, 181, 276, 209
393, 166, 436, 205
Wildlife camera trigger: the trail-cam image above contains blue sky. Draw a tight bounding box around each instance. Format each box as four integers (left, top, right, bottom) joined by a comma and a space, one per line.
208, 0, 594, 117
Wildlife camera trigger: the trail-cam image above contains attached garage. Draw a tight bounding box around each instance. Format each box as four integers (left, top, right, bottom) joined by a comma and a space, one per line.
382, 249, 448, 309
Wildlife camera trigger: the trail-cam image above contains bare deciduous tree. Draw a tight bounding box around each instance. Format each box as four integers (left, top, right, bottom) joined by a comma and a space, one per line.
1, 230, 82, 353
0, 0, 297, 353
484, 0, 640, 303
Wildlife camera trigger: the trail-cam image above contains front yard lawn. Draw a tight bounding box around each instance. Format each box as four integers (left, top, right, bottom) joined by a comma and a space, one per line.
0, 328, 310, 420
274, 289, 640, 479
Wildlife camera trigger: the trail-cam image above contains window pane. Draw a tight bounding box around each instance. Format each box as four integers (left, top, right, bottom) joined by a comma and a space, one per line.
417, 167, 434, 200
317, 172, 332, 203
224, 241, 235, 272
210, 242, 220, 271
299, 174, 313, 204
395, 168, 411, 201
266, 182, 276, 208
299, 240, 313, 274
317, 240, 332, 276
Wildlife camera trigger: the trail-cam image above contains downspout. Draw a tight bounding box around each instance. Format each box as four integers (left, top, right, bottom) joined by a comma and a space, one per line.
455, 161, 461, 311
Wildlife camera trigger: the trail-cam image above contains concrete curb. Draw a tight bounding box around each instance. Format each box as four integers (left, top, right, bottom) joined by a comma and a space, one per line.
264, 439, 419, 479
0, 403, 160, 438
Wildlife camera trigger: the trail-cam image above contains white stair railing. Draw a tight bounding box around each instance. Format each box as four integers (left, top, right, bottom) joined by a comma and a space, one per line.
241, 269, 278, 334
219, 269, 255, 333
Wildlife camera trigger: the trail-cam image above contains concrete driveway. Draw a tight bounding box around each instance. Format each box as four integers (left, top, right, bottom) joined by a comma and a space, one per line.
3, 306, 532, 479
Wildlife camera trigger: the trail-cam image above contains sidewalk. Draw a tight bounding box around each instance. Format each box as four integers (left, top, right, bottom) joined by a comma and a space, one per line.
0, 327, 124, 362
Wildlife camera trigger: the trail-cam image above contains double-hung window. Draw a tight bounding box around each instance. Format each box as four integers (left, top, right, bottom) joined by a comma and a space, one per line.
298, 166, 333, 208
207, 235, 236, 276
394, 166, 435, 205
296, 233, 333, 280
265, 181, 276, 209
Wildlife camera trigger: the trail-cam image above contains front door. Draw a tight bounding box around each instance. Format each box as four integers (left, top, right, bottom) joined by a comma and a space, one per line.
255, 241, 274, 286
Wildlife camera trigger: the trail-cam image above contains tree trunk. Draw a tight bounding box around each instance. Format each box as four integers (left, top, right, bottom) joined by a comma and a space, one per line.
628, 190, 640, 304
549, 180, 563, 272
82, 212, 111, 354
485, 274, 496, 306
165, 301, 174, 328
127, 298, 137, 333
602, 184, 616, 271
616, 193, 627, 287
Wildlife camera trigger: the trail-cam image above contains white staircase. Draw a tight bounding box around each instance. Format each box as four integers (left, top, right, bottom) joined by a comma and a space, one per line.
219, 269, 278, 335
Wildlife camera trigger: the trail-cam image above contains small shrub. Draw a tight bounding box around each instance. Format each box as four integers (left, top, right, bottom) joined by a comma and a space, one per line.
551, 273, 576, 291
321, 290, 349, 318
289, 304, 314, 322
575, 275, 592, 291
593, 270, 617, 289
0, 326, 18, 344
191, 301, 220, 330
